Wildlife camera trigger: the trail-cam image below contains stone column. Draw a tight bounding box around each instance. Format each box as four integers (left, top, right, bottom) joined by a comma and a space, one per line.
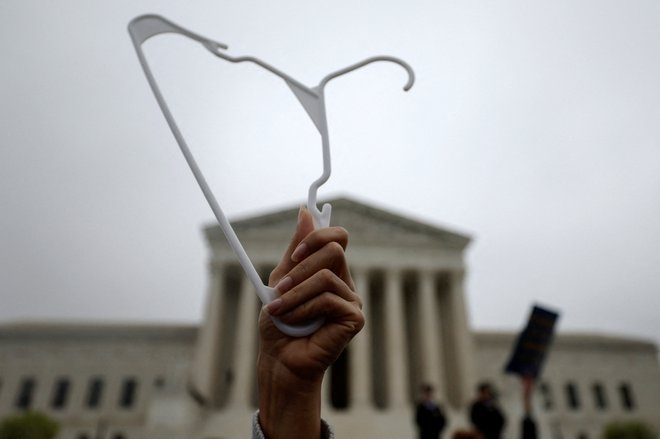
384, 269, 408, 408
446, 269, 476, 408
418, 269, 445, 400
229, 276, 259, 409
349, 267, 371, 408
188, 261, 224, 406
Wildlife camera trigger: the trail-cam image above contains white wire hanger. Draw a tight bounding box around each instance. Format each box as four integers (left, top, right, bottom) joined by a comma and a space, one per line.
128, 14, 415, 337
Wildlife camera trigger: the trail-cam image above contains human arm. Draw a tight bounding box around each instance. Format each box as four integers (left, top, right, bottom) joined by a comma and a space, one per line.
521, 375, 534, 416
256, 207, 365, 439
520, 375, 537, 439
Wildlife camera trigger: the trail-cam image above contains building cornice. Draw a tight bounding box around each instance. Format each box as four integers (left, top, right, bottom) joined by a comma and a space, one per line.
0, 320, 197, 342
205, 195, 471, 250
474, 330, 658, 352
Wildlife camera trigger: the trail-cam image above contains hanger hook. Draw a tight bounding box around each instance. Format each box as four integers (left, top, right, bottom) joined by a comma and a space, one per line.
318, 55, 415, 92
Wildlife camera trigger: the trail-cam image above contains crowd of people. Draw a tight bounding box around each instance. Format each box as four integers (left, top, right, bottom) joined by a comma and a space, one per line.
251, 207, 538, 439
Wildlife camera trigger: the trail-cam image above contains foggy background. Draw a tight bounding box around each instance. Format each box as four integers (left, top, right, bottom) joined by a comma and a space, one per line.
1, 1, 659, 346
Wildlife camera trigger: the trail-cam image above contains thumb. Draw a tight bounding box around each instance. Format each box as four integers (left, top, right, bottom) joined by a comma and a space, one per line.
269, 206, 314, 285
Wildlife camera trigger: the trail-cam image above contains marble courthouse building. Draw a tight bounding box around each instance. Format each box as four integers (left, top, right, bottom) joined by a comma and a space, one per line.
1, 198, 659, 439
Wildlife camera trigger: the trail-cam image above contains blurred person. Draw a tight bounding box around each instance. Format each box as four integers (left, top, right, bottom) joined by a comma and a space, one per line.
469, 382, 506, 439
415, 383, 447, 439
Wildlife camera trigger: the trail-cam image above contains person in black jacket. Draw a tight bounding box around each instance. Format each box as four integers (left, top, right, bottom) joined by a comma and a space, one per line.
469, 382, 506, 439
415, 383, 447, 439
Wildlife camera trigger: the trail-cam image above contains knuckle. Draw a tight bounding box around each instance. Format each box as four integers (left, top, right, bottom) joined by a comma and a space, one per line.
321, 291, 338, 307
318, 268, 335, 284
325, 242, 346, 268
325, 240, 344, 256
354, 308, 366, 331
334, 226, 349, 241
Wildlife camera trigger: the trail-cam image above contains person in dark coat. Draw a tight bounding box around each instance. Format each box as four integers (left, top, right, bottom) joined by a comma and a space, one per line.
415, 383, 447, 439
469, 382, 506, 439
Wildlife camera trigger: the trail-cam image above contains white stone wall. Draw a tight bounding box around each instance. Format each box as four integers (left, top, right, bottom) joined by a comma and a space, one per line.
2, 325, 659, 439
0, 324, 195, 439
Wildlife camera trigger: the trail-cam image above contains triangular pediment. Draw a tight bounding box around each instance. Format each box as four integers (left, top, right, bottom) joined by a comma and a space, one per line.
205, 196, 470, 250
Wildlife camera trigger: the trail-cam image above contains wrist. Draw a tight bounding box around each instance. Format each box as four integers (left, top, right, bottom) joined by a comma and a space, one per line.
258, 353, 324, 439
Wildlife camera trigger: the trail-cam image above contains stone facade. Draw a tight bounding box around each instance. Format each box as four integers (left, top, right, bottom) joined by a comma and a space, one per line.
187, 198, 476, 438
0, 198, 658, 439
0, 324, 196, 439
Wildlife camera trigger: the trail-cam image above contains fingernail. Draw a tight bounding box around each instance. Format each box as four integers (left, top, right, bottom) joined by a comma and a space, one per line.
298, 206, 305, 225
296, 206, 306, 231
275, 276, 293, 292
291, 243, 307, 262
266, 298, 283, 315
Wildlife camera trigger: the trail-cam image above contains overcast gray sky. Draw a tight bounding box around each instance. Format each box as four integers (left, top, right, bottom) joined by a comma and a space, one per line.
1, 1, 659, 346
